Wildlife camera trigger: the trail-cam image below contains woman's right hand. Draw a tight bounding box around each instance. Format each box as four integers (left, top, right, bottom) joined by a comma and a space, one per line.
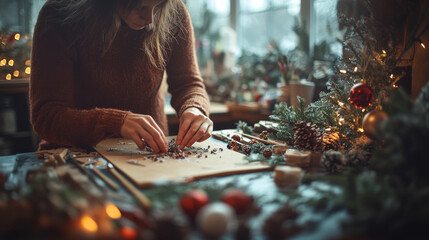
120, 113, 168, 153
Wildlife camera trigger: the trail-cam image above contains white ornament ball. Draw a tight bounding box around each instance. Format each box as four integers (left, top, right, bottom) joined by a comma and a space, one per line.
196, 202, 237, 238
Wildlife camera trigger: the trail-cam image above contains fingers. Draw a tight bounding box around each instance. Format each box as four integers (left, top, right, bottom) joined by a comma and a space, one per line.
179, 115, 213, 149
139, 116, 168, 152
198, 124, 213, 142
185, 121, 212, 148
176, 117, 191, 147
120, 114, 168, 152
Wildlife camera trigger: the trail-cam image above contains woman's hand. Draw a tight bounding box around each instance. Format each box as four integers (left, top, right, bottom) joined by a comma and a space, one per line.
176, 107, 213, 149
120, 113, 168, 152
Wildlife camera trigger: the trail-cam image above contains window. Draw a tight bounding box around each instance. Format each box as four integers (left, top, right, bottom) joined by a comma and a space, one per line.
314, 0, 343, 56
237, 0, 301, 55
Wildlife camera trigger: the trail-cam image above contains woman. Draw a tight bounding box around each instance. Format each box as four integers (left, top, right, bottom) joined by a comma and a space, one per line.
30, 0, 213, 152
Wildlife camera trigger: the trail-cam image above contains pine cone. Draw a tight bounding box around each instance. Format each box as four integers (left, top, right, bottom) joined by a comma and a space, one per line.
259, 130, 269, 140
346, 136, 373, 168
322, 128, 340, 151
293, 121, 323, 151
347, 149, 370, 168
241, 144, 252, 155
321, 150, 346, 174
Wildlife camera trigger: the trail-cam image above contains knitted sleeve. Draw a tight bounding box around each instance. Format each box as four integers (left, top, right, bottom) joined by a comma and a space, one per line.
165, 2, 210, 118
29, 6, 130, 148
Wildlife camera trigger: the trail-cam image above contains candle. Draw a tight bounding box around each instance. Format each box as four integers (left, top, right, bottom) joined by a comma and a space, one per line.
274, 166, 303, 188
284, 149, 311, 167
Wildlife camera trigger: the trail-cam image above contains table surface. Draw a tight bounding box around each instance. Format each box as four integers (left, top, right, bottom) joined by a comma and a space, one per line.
0, 135, 344, 239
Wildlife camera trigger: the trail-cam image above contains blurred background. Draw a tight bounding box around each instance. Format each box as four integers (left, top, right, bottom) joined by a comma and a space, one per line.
0, 0, 346, 155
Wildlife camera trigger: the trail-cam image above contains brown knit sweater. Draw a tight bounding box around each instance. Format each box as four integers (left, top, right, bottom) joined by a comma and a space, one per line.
30, 3, 209, 149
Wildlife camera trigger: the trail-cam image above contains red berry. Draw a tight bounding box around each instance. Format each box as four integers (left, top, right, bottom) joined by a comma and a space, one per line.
221, 189, 253, 214
180, 189, 209, 219
230, 141, 238, 147
262, 148, 273, 158
232, 134, 241, 141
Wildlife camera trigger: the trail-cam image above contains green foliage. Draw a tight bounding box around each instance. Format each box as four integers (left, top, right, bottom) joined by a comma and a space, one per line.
237, 50, 286, 87
291, 83, 429, 238
236, 120, 253, 134
269, 97, 336, 144
245, 153, 286, 166
372, 84, 429, 186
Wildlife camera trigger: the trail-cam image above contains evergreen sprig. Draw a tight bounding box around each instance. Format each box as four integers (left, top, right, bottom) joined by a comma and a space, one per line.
236, 120, 254, 134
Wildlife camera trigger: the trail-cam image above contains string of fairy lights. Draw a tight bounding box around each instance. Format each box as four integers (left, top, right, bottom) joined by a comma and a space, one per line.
335, 36, 427, 135
0, 32, 31, 81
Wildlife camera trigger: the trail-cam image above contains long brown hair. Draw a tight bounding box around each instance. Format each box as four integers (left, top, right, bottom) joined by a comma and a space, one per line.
44, 0, 184, 69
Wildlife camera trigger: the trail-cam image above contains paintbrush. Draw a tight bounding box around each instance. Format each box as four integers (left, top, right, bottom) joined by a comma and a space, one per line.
107, 163, 151, 210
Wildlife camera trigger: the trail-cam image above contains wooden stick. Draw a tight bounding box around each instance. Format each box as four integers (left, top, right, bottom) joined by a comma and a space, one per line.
213, 132, 252, 145
241, 133, 286, 146
54, 148, 69, 164
90, 165, 119, 191
107, 163, 152, 210
70, 156, 105, 191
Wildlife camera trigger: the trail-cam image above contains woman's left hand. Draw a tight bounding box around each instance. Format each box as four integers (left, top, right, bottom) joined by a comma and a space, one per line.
176, 107, 213, 149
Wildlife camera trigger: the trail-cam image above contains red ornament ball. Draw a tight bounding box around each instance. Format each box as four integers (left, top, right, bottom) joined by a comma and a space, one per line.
221, 189, 253, 214
180, 189, 209, 219
349, 83, 374, 109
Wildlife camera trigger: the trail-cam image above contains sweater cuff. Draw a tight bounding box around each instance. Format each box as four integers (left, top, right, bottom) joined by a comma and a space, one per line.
97, 108, 131, 137
178, 98, 210, 118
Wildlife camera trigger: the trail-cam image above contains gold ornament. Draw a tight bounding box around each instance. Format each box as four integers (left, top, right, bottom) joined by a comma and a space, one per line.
362, 109, 388, 139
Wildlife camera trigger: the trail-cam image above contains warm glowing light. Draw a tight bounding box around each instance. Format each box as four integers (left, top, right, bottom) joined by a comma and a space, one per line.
1, 59, 6, 65
6, 74, 12, 80
382, 50, 386, 54
8, 60, 14, 66
353, 67, 358, 72
80, 215, 98, 232
358, 128, 364, 133
338, 117, 345, 125
339, 69, 347, 74
393, 84, 398, 88
338, 101, 345, 107
14, 33, 20, 40
105, 203, 121, 219
25, 60, 31, 66
25, 67, 31, 74
390, 74, 394, 79
13, 70, 19, 77
121, 226, 137, 239
381, 50, 387, 57
421, 42, 426, 49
